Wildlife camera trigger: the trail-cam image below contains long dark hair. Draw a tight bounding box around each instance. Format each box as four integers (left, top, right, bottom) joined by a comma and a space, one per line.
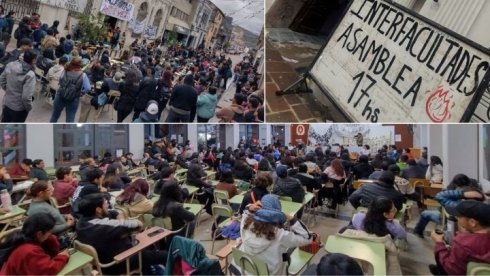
0, 213, 56, 264
220, 169, 234, 183
362, 197, 393, 238
258, 158, 271, 171
430, 156, 443, 166
152, 180, 182, 217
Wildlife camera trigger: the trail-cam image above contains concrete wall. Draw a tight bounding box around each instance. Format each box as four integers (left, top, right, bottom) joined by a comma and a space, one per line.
26, 124, 55, 167
128, 124, 145, 160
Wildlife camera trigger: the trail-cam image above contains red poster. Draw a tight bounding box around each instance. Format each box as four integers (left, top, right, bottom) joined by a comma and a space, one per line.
291, 124, 309, 146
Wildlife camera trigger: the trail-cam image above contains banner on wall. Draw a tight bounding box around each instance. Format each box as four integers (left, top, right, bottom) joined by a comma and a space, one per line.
291, 124, 310, 146
144, 25, 157, 40
100, 0, 134, 22
129, 18, 146, 34
40, 0, 87, 13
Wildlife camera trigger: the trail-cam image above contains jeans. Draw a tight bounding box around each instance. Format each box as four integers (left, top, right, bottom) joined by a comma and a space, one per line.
414, 210, 441, 234
166, 109, 190, 122
50, 94, 80, 122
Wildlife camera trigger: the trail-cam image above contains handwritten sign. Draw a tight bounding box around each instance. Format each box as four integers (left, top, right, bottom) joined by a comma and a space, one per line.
309, 0, 490, 122
129, 18, 146, 34
100, 0, 134, 22
144, 25, 157, 40
40, 0, 87, 13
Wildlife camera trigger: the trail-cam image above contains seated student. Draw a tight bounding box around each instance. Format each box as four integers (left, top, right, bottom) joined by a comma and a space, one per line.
27, 181, 76, 235
388, 165, 419, 201
115, 179, 153, 218
273, 165, 305, 204
78, 157, 97, 182
28, 159, 49, 181
232, 159, 253, 182
52, 167, 78, 214
349, 171, 405, 211
0, 213, 70, 274
429, 200, 490, 275
8, 159, 32, 178
396, 155, 409, 173
426, 155, 443, 183
351, 197, 406, 241
239, 174, 272, 213
293, 163, 322, 193
76, 193, 167, 275
232, 195, 312, 275
153, 180, 196, 238
187, 159, 213, 214
103, 163, 130, 191
71, 168, 106, 217
352, 155, 374, 180
368, 161, 390, 180
322, 159, 346, 210
215, 169, 238, 199
413, 174, 485, 238
302, 253, 363, 275
401, 159, 426, 179
0, 165, 13, 192
153, 166, 175, 195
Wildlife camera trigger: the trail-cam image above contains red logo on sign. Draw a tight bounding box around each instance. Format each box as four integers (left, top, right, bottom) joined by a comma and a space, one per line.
296, 125, 306, 136
425, 87, 455, 123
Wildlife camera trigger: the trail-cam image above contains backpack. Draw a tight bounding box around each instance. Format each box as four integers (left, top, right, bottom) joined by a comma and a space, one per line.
58, 72, 83, 101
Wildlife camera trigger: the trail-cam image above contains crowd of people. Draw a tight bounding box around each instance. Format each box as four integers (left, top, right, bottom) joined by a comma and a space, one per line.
0, 11, 264, 123
0, 137, 488, 275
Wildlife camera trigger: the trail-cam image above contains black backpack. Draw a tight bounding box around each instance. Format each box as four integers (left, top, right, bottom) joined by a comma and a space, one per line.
58, 72, 83, 101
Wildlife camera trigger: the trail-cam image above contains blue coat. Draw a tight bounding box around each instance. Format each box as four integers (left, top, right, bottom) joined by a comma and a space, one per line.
196, 93, 217, 119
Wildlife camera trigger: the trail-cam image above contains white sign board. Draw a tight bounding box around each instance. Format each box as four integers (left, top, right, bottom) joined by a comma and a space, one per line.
129, 18, 146, 34
144, 25, 157, 40
100, 0, 134, 22
309, 0, 490, 123
40, 0, 87, 13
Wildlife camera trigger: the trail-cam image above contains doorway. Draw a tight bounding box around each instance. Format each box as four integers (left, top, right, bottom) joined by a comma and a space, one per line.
289, 0, 350, 36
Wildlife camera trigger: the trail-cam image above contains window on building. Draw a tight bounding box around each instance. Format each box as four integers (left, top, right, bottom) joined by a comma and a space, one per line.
239, 125, 259, 147
198, 125, 219, 150
0, 125, 26, 169
271, 125, 286, 147
150, 125, 188, 145
54, 125, 129, 167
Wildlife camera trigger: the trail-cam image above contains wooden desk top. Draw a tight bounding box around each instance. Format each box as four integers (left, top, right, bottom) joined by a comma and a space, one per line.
113, 227, 170, 262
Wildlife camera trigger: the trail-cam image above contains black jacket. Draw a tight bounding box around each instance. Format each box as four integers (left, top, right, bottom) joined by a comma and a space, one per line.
152, 199, 195, 232
135, 77, 157, 111
239, 187, 269, 213
169, 84, 197, 111
272, 177, 305, 203
118, 83, 138, 112
353, 163, 374, 180
0, 179, 13, 192
401, 165, 426, 179
349, 181, 405, 211
232, 167, 253, 182
292, 173, 322, 192
187, 162, 209, 189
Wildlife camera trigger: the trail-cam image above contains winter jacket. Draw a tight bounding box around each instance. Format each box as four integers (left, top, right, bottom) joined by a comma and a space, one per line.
47, 64, 64, 82
135, 77, 157, 111
117, 83, 138, 112
435, 231, 490, 275
169, 84, 197, 112
71, 180, 100, 216
52, 179, 78, 214
232, 212, 311, 275
426, 164, 443, 183
349, 181, 405, 211
164, 236, 223, 276
0, 60, 36, 112
400, 165, 426, 179
8, 164, 28, 178
187, 162, 210, 189
0, 179, 13, 193
215, 104, 244, 122
0, 235, 69, 275
353, 163, 374, 180
435, 189, 485, 208
28, 167, 49, 181
215, 182, 238, 199
272, 176, 305, 203
232, 167, 254, 182
152, 198, 195, 232
27, 200, 70, 235
115, 193, 153, 218
196, 93, 217, 119
292, 172, 322, 192
76, 215, 141, 275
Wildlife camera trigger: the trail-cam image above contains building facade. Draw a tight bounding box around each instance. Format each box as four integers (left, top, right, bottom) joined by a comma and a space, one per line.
215, 16, 233, 49
187, 0, 214, 49
164, 0, 194, 44
205, 6, 224, 50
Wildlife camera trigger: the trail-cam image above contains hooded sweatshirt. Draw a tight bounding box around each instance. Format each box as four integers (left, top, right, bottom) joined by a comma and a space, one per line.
233, 212, 311, 275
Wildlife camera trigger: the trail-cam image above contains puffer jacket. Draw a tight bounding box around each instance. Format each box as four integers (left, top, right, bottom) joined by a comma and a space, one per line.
272, 176, 305, 203
349, 181, 405, 211
135, 77, 157, 111
196, 92, 217, 119
0, 60, 36, 111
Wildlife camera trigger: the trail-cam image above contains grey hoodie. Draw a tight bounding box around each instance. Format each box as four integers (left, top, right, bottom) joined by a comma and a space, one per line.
0, 60, 36, 112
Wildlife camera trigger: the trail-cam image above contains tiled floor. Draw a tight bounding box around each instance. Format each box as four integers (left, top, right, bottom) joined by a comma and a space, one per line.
195, 201, 437, 275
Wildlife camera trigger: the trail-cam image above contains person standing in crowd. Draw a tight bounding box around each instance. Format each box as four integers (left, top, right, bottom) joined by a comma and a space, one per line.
0, 49, 37, 122
48, 20, 60, 36
196, 86, 218, 123
2, 11, 15, 47
49, 57, 91, 122
166, 74, 197, 122
116, 70, 138, 122
14, 17, 33, 48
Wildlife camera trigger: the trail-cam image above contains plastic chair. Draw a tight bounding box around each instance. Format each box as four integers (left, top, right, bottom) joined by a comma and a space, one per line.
211, 204, 233, 254
467, 262, 490, 275
231, 247, 269, 275
214, 189, 231, 206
